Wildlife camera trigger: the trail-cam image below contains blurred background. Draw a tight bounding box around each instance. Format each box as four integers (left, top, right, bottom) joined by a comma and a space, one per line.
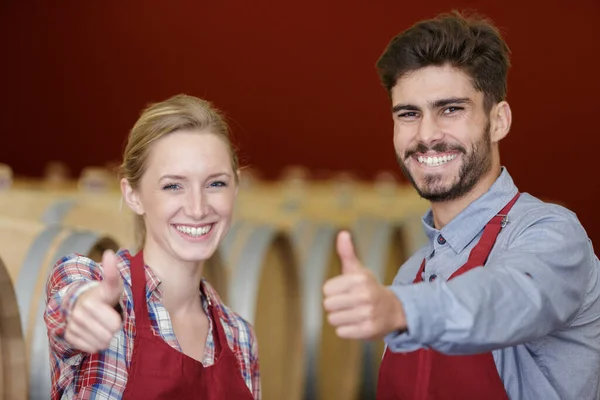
0, 0, 598, 399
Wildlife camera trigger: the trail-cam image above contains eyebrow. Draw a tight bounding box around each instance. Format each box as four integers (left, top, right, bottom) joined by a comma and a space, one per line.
392, 97, 473, 114
159, 172, 231, 181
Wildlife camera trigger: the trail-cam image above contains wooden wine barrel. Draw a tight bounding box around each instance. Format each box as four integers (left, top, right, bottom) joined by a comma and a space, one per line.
292, 220, 362, 400
0, 217, 119, 400
0, 189, 73, 223
0, 255, 28, 400
218, 221, 304, 400
40, 195, 137, 251
0, 190, 129, 245
0, 191, 132, 246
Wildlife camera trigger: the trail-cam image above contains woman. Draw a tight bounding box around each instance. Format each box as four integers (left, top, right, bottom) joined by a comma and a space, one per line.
44, 94, 260, 399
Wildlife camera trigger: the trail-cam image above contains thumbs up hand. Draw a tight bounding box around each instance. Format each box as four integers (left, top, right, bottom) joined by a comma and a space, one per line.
337, 229, 363, 275
322, 230, 407, 340
65, 249, 125, 353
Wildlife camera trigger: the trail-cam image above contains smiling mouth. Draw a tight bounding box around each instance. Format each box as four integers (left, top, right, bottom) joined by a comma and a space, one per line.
415, 153, 458, 167
172, 223, 214, 237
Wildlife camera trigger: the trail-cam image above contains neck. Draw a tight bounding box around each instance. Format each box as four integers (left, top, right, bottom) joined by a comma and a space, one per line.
141, 242, 205, 316
431, 165, 502, 229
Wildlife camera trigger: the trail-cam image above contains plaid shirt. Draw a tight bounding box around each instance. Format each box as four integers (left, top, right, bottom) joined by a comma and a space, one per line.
44, 249, 261, 399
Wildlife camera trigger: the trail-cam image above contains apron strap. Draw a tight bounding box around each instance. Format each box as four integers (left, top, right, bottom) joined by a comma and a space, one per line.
130, 251, 152, 327
450, 193, 520, 279
413, 192, 521, 283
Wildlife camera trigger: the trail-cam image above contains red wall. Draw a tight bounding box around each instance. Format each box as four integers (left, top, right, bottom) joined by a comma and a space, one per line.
1, 0, 599, 254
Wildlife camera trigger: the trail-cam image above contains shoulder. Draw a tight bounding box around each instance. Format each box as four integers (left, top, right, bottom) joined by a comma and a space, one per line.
494, 192, 598, 275
507, 193, 590, 244
492, 169, 588, 239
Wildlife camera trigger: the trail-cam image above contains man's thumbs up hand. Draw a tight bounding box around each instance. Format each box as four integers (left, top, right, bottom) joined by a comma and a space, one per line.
322, 230, 407, 340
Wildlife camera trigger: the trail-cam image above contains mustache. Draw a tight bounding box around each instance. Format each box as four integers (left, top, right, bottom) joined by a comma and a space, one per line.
404, 142, 467, 160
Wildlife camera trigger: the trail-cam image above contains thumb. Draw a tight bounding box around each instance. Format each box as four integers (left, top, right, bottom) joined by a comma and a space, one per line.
336, 230, 362, 274
99, 249, 124, 305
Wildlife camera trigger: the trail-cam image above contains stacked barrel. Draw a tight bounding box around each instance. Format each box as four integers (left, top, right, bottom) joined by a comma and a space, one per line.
0, 164, 430, 400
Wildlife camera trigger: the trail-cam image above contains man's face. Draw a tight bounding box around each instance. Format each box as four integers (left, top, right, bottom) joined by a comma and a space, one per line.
391, 64, 493, 202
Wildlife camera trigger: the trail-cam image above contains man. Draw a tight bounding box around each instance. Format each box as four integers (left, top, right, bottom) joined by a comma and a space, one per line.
322, 11, 600, 400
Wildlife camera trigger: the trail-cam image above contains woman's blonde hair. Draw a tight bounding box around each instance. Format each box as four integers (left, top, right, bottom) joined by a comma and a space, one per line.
119, 94, 239, 250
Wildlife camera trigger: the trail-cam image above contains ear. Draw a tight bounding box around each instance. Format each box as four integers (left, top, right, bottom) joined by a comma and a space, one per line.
120, 177, 145, 216
490, 101, 512, 143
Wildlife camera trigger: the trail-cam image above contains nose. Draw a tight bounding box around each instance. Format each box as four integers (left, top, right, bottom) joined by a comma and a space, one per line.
184, 188, 209, 220
415, 113, 444, 146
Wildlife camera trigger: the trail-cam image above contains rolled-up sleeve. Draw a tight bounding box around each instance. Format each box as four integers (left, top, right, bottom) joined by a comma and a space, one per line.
385, 208, 592, 354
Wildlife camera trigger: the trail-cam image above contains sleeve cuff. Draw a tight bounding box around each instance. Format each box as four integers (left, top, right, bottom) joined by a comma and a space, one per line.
384, 282, 445, 352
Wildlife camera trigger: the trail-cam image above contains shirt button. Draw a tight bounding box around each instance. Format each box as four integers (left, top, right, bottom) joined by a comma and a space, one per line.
429, 274, 437, 282
437, 235, 446, 245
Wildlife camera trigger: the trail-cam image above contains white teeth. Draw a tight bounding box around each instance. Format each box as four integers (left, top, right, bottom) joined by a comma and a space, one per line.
175, 224, 212, 237
417, 154, 457, 167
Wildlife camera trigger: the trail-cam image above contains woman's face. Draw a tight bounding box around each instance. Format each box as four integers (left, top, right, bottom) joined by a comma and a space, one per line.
124, 129, 237, 265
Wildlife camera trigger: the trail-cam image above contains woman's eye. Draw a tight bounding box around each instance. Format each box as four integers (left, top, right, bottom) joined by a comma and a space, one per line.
162, 183, 181, 191
210, 181, 228, 188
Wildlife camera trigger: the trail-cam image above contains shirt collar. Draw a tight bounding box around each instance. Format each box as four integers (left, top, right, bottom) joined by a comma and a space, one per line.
120, 249, 215, 309
421, 167, 519, 254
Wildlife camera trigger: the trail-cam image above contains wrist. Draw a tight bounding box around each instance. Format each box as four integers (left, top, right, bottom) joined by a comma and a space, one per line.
387, 287, 407, 333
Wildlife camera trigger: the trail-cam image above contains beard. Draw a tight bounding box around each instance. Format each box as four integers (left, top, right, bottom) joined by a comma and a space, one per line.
397, 121, 492, 202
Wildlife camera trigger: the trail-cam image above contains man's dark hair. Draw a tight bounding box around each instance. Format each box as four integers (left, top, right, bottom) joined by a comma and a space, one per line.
376, 10, 511, 111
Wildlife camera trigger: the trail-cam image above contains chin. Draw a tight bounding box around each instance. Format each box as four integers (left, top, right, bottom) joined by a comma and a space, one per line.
175, 251, 216, 264
416, 175, 455, 192
169, 241, 220, 264
410, 175, 461, 202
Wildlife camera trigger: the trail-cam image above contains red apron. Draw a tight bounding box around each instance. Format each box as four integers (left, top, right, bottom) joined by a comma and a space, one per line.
376, 193, 520, 400
121, 251, 254, 399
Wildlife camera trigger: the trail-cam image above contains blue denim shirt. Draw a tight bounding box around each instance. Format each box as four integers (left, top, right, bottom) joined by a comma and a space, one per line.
386, 167, 600, 400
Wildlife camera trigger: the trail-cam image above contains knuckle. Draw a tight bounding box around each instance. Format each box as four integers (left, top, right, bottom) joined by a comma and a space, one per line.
327, 313, 338, 326
353, 274, 368, 285
358, 290, 372, 304
77, 300, 95, 316
327, 314, 335, 325
367, 290, 378, 303
78, 295, 93, 309
363, 304, 374, 318
64, 330, 74, 345
70, 310, 84, 325
111, 320, 122, 334
363, 320, 375, 336
322, 285, 332, 297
